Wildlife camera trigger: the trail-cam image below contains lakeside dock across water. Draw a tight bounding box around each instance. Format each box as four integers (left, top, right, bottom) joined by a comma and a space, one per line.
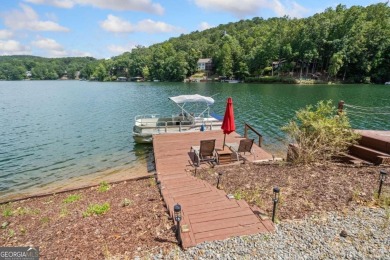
153, 130, 276, 248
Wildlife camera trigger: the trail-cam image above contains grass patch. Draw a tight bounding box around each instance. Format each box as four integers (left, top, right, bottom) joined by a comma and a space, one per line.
40, 216, 50, 224
1, 203, 13, 217
98, 181, 111, 192
19, 226, 27, 235
2, 208, 13, 217
233, 190, 243, 200
149, 177, 156, 187
83, 202, 110, 217
59, 207, 69, 218
63, 194, 82, 204
233, 188, 264, 208
14, 207, 40, 216
8, 229, 15, 238
378, 193, 390, 207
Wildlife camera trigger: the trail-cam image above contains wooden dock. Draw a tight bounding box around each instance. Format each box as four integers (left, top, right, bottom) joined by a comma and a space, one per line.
153, 130, 275, 248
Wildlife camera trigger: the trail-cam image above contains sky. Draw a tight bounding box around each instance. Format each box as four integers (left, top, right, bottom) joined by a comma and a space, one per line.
0, 0, 384, 59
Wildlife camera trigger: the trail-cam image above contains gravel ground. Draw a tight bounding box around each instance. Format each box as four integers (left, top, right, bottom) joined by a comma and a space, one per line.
150, 207, 390, 259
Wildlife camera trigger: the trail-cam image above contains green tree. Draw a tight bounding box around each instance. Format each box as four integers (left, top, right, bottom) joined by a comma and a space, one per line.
92, 63, 108, 81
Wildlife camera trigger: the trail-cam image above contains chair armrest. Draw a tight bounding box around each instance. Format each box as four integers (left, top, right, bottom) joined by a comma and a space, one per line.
225, 143, 238, 152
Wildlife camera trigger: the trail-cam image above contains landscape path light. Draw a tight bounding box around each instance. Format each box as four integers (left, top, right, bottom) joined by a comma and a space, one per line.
156, 180, 161, 195
174, 204, 182, 245
378, 170, 388, 198
272, 187, 280, 223
217, 172, 223, 189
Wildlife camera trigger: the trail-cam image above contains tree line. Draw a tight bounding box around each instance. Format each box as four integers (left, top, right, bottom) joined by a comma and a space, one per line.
1, 3, 389, 83
0, 55, 96, 80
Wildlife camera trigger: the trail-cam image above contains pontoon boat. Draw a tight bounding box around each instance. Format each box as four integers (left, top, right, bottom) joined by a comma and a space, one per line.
132, 94, 223, 143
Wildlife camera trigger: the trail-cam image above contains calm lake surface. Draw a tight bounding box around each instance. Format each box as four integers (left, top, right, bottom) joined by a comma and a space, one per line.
1, 80, 389, 200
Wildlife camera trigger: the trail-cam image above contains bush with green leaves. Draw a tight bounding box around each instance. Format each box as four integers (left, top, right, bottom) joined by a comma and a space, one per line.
282, 100, 359, 164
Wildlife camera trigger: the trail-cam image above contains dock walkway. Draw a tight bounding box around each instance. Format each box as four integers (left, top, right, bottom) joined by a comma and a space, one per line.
153, 130, 275, 248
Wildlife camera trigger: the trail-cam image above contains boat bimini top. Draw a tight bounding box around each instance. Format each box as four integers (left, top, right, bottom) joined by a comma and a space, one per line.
169, 94, 215, 105
168, 94, 215, 118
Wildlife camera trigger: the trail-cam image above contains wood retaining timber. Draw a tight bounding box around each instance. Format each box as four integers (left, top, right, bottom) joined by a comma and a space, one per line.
346, 130, 390, 165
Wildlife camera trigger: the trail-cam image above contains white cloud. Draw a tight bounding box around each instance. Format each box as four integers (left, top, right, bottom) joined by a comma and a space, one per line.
198, 22, 213, 31
25, 0, 74, 8
137, 19, 178, 33
107, 44, 136, 55
100, 15, 133, 33
194, 0, 263, 17
24, 0, 164, 14
272, 0, 309, 18
0, 40, 31, 55
45, 49, 92, 58
32, 37, 63, 50
30, 37, 91, 57
194, 0, 308, 18
3, 4, 70, 32
0, 30, 14, 39
48, 49, 68, 57
100, 15, 181, 34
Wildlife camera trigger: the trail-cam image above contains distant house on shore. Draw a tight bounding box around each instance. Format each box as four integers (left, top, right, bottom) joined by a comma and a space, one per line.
117, 77, 127, 82
197, 58, 213, 76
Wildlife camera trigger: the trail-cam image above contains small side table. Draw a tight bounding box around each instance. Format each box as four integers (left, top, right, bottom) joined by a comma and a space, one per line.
216, 149, 232, 165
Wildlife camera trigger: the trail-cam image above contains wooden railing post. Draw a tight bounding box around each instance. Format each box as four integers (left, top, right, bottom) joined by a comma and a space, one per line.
244, 123, 263, 147
338, 100, 344, 115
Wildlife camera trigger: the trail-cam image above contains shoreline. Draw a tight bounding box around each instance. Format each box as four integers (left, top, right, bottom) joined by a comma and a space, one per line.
0, 163, 151, 204
0, 142, 287, 204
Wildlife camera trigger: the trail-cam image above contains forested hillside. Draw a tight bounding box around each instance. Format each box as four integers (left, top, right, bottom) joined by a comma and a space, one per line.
1, 3, 389, 83
0, 56, 96, 80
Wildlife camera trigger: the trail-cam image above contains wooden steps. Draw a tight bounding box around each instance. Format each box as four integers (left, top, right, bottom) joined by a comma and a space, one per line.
153, 131, 275, 248
338, 152, 373, 166
349, 144, 390, 165
344, 130, 390, 165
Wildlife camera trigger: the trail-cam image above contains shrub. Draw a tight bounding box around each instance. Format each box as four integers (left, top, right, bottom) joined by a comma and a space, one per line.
83, 203, 110, 217
282, 100, 359, 164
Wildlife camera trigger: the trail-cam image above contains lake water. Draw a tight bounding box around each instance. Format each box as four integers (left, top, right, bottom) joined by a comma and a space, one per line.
1, 80, 389, 200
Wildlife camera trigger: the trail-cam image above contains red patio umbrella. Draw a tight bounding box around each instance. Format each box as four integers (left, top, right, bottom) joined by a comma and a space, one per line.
221, 97, 236, 149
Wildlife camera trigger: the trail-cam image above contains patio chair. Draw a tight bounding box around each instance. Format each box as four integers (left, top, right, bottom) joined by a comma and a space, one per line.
191, 139, 217, 166
226, 138, 255, 162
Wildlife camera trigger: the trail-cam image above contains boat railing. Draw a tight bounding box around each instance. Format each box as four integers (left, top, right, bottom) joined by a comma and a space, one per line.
155, 120, 195, 133
135, 114, 221, 132
135, 114, 161, 121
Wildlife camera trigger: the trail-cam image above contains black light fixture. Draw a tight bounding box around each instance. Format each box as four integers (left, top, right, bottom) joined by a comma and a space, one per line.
378, 170, 388, 198
156, 180, 161, 195
174, 204, 182, 245
217, 172, 223, 189
272, 187, 280, 223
